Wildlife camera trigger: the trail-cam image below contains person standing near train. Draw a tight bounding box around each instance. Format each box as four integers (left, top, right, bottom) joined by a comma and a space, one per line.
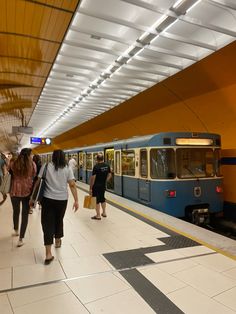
89, 153, 112, 220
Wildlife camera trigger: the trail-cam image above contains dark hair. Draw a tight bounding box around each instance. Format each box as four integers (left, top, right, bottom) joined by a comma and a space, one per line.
12, 148, 33, 177
33, 154, 41, 164
52, 150, 66, 170
97, 153, 104, 162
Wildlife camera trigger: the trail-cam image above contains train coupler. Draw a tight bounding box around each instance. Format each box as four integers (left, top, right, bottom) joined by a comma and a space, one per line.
192, 208, 210, 225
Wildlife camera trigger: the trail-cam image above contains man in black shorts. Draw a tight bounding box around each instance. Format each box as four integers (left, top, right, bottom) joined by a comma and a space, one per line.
89, 153, 111, 220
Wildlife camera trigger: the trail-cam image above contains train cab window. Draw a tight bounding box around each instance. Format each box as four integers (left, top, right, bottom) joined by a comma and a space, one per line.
215, 149, 222, 177
122, 150, 135, 176
115, 151, 120, 175
176, 148, 214, 179
140, 149, 148, 178
86, 153, 92, 170
150, 149, 175, 179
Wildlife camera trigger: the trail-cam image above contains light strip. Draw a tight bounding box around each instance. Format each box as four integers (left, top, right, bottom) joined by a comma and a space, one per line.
37, 0, 202, 137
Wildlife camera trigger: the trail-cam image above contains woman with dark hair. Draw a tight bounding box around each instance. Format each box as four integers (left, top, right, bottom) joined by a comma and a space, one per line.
10, 148, 36, 247
35, 149, 79, 265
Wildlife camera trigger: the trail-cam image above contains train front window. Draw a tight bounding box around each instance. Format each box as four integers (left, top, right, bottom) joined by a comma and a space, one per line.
176, 148, 214, 179
150, 149, 175, 179
215, 149, 222, 177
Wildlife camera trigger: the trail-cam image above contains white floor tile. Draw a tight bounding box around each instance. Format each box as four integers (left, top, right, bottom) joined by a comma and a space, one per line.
86, 289, 155, 314
13, 292, 89, 314
146, 249, 186, 263
0, 268, 12, 290
60, 255, 112, 278
0, 248, 35, 268
176, 245, 215, 257
13, 261, 66, 288
8, 282, 69, 308
168, 286, 235, 314
138, 265, 186, 294
72, 240, 114, 257
174, 265, 236, 297
189, 253, 236, 272
223, 267, 236, 280
214, 286, 236, 311
66, 272, 130, 303
0, 293, 13, 314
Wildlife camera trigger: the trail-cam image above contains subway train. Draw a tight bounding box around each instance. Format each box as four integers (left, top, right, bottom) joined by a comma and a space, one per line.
40, 132, 224, 224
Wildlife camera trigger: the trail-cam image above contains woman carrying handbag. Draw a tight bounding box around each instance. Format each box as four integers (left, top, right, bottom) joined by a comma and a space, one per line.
31, 150, 79, 265
10, 148, 36, 247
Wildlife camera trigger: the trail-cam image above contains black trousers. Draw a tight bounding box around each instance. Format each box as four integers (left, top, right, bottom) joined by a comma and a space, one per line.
11, 196, 30, 238
41, 197, 67, 245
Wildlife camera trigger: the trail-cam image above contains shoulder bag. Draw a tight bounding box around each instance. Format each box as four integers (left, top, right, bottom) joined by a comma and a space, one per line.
30, 164, 48, 207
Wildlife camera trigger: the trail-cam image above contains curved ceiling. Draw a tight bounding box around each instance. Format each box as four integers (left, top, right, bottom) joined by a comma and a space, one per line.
0, 0, 235, 152
0, 0, 79, 151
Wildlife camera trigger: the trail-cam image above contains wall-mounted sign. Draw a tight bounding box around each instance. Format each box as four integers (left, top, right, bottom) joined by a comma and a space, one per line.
30, 137, 52, 145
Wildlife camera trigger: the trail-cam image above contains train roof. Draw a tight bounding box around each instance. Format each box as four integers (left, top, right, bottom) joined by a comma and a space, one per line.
64, 132, 220, 153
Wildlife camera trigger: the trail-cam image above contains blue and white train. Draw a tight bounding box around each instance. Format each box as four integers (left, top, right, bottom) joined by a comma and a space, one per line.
41, 132, 223, 224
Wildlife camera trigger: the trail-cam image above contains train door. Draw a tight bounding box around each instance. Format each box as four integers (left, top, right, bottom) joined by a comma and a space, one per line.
105, 148, 114, 191
114, 150, 122, 195
78, 152, 83, 181
81, 153, 86, 182
73, 153, 79, 180
138, 149, 150, 202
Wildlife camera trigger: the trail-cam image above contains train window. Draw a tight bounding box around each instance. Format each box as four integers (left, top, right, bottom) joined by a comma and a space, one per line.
140, 149, 148, 178
122, 150, 135, 176
176, 148, 214, 179
115, 151, 120, 175
86, 153, 92, 170
150, 149, 175, 179
215, 149, 222, 177
93, 153, 98, 166
82, 153, 86, 170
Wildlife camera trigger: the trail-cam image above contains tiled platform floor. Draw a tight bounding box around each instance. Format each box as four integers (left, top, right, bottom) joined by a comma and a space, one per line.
0, 184, 236, 313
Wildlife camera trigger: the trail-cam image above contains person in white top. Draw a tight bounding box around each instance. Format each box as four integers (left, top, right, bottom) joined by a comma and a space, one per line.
33, 150, 79, 265
68, 156, 78, 180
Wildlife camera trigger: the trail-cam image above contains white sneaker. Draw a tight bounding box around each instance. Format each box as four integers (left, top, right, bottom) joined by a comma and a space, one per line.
17, 239, 24, 247
12, 230, 19, 236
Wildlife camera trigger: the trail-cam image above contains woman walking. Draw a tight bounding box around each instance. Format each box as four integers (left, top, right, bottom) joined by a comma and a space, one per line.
10, 148, 36, 247
35, 150, 79, 265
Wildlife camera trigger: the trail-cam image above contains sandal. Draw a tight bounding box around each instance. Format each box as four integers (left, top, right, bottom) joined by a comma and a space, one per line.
101, 213, 107, 217
91, 216, 101, 220
44, 256, 54, 265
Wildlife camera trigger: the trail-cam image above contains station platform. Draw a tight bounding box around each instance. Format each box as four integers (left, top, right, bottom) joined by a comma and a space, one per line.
0, 183, 236, 314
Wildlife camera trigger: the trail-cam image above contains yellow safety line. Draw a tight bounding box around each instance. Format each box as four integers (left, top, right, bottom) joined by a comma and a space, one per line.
108, 197, 236, 261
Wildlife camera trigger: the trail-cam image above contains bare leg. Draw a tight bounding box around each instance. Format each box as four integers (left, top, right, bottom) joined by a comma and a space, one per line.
45, 244, 53, 259
95, 203, 101, 218
101, 202, 106, 216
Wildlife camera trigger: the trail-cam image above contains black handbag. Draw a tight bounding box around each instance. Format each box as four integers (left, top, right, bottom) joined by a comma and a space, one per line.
30, 164, 48, 207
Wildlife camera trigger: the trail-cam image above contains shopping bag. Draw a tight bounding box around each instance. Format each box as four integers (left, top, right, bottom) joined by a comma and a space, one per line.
0, 172, 11, 194
83, 195, 96, 209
